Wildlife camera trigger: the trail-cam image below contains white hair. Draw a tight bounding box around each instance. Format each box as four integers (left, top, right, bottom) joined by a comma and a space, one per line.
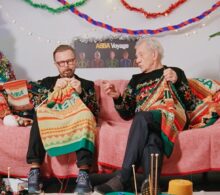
135, 37, 164, 60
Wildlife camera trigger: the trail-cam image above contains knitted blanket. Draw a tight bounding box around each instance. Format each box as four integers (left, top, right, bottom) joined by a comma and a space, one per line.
140, 78, 187, 157
0, 93, 11, 119
188, 78, 220, 128
3, 80, 31, 109
37, 85, 97, 157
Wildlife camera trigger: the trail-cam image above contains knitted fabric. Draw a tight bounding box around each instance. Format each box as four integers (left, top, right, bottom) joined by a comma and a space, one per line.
188, 78, 220, 128
36, 84, 97, 157
140, 78, 187, 157
3, 80, 31, 109
0, 93, 11, 119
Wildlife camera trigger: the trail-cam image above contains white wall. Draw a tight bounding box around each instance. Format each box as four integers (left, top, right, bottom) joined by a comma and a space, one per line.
0, 0, 220, 81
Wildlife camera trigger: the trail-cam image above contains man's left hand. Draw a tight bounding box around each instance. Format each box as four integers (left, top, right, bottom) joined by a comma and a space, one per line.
69, 78, 82, 94
163, 68, 178, 83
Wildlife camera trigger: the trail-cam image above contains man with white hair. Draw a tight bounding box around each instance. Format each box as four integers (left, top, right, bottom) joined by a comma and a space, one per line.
94, 38, 196, 194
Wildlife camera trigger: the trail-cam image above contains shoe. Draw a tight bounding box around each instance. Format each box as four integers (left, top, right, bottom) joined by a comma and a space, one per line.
94, 174, 125, 194
74, 170, 92, 194
28, 169, 42, 194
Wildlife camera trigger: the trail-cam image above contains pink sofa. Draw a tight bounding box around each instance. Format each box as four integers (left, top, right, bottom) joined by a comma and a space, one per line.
0, 80, 220, 179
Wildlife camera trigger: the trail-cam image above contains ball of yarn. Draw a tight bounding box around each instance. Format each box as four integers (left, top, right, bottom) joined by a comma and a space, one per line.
3, 114, 19, 126
168, 179, 193, 195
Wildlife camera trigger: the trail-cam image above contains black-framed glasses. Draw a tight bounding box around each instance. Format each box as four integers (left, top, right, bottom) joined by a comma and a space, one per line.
56, 58, 76, 67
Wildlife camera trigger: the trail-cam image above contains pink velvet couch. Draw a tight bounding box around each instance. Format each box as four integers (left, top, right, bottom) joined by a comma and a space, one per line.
0, 80, 220, 179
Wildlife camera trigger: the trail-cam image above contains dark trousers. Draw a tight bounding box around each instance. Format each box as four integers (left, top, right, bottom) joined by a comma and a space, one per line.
26, 114, 93, 167
120, 111, 164, 183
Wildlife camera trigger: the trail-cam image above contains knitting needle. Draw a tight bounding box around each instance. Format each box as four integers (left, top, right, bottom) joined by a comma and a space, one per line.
148, 174, 153, 195
150, 153, 154, 195
7, 167, 11, 179
132, 164, 138, 195
7, 167, 11, 190
34, 97, 48, 110
155, 154, 159, 195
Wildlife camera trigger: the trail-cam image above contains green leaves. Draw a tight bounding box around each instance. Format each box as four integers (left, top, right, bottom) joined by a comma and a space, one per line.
209, 31, 220, 39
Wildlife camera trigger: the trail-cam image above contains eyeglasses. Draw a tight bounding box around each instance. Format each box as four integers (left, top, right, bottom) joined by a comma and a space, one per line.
56, 58, 76, 67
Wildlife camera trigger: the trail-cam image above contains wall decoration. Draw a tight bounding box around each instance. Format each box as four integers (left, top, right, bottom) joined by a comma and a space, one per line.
73, 37, 138, 68
23, 0, 87, 13
20, 0, 220, 36
58, 0, 220, 35
209, 31, 220, 39
120, 0, 187, 18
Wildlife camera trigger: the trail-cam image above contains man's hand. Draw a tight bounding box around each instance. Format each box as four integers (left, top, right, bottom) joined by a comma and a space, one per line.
54, 78, 70, 89
69, 77, 82, 94
163, 68, 178, 83
102, 80, 120, 99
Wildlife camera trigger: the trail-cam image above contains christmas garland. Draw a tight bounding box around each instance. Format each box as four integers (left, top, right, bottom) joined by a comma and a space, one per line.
209, 31, 220, 39
23, 0, 87, 13
57, 0, 220, 35
22, 0, 220, 35
120, 0, 187, 18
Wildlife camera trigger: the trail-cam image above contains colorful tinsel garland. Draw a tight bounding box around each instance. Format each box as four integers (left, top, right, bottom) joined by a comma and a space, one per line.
120, 0, 187, 18
57, 0, 220, 35
23, 0, 87, 13
22, 0, 220, 35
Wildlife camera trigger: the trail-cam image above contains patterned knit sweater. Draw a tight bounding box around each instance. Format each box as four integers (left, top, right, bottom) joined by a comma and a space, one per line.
114, 66, 196, 124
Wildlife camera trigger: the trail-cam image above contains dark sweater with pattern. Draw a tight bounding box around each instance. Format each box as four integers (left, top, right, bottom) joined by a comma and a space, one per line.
114, 66, 196, 121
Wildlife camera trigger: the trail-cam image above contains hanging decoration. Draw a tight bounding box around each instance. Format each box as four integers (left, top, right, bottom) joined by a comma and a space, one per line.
21, 0, 220, 35
22, 0, 87, 13
56, 0, 220, 35
120, 0, 187, 18
209, 31, 220, 39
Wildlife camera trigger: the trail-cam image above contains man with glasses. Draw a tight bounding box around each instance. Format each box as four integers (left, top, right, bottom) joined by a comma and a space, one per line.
26, 45, 99, 194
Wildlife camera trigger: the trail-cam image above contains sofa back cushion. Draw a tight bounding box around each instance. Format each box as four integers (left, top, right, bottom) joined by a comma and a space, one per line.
95, 80, 130, 122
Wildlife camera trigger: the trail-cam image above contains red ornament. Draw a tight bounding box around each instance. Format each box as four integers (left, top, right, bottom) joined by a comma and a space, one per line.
120, 0, 187, 18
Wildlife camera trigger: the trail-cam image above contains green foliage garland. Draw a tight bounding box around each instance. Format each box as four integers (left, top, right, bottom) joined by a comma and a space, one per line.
23, 0, 87, 13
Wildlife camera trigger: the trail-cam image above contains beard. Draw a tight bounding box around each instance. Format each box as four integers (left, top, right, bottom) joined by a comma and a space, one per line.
60, 69, 74, 78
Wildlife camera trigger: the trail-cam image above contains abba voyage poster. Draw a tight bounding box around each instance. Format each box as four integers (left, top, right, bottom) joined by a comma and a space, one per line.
74, 38, 138, 68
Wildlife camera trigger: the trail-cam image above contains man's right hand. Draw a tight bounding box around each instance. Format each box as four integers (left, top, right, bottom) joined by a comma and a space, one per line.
54, 78, 70, 89
102, 80, 120, 99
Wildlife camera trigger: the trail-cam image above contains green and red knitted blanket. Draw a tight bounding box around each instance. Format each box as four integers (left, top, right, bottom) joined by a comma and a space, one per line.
139, 77, 220, 157
36, 84, 97, 157
188, 78, 220, 128
140, 78, 187, 157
